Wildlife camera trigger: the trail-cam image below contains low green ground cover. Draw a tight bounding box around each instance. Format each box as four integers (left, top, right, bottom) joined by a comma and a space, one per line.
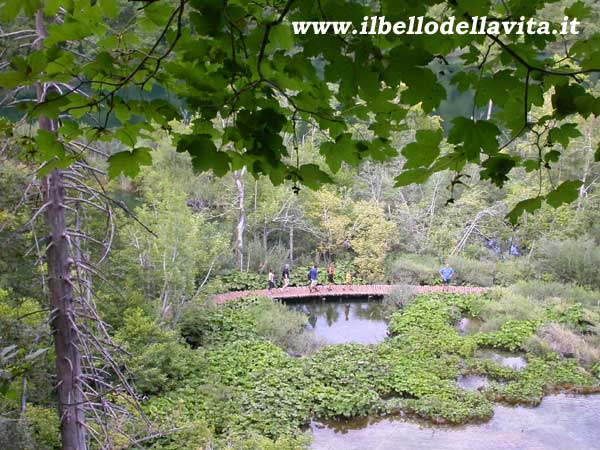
6, 289, 597, 450
140, 291, 599, 449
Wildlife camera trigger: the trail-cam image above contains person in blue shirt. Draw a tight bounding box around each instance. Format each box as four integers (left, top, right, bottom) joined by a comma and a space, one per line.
439, 263, 454, 289
308, 264, 319, 293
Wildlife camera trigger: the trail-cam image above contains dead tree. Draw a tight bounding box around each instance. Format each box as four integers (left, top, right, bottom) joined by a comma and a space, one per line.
0, 8, 158, 450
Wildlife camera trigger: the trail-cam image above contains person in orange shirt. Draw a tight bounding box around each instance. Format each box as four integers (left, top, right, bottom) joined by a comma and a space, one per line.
327, 263, 335, 291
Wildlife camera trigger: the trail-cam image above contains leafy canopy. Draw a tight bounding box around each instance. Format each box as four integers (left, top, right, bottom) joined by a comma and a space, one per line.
1, 0, 600, 222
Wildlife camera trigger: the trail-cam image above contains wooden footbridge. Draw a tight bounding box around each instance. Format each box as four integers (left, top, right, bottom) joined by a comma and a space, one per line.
212, 285, 489, 304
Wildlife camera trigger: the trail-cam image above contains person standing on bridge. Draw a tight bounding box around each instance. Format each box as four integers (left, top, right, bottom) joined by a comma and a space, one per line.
327, 263, 335, 291
345, 270, 352, 291
268, 268, 275, 293
439, 263, 454, 291
281, 264, 290, 292
308, 264, 319, 293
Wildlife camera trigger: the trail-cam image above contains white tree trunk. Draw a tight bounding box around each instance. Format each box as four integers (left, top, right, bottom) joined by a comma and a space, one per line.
233, 167, 247, 271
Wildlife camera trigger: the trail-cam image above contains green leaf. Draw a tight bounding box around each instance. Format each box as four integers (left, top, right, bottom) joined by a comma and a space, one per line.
319, 134, 360, 173
267, 24, 294, 52
506, 197, 542, 224
44, 0, 61, 17
565, 1, 592, 20
35, 129, 65, 161
0, 0, 22, 20
394, 168, 431, 187
480, 155, 517, 187
548, 123, 581, 148
523, 159, 540, 172
551, 84, 591, 118
401, 129, 442, 169
144, 1, 173, 26
544, 150, 561, 164
595, 144, 600, 162
99, 0, 118, 18
297, 164, 332, 190
107, 147, 153, 179
177, 134, 231, 176
545, 180, 583, 208
448, 118, 500, 162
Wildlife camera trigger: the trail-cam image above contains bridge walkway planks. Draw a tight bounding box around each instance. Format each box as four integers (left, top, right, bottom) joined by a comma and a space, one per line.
212, 285, 489, 304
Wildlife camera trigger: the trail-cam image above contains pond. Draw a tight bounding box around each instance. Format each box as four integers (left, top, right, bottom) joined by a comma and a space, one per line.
288, 297, 599, 450
311, 394, 600, 450
288, 297, 387, 345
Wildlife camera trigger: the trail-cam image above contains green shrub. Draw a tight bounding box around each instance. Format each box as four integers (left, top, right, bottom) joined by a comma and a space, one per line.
489, 354, 597, 405
95, 289, 155, 330
0, 418, 36, 450
114, 308, 190, 395
475, 320, 540, 352
294, 261, 363, 287
510, 280, 599, 307
494, 258, 536, 286
248, 299, 323, 355
382, 284, 415, 316
0, 406, 61, 450
179, 296, 323, 355
478, 291, 544, 333
387, 254, 438, 285
536, 239, 600, 290
179, 299, 259, 348
403, 390, 493, 424
307, 344, 383, 419
209, 272, 266, 292
446, 255, 495, 287
25, 405, 61, 450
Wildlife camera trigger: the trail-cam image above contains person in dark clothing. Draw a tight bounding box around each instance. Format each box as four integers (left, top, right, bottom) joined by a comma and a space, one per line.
281, 264, 290, 292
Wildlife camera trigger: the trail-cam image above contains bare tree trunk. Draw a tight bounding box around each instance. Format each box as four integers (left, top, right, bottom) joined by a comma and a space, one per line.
289, 224, 294, 264
577, 130, 592, 211
263, 221, 268, 251
486, 100, 493, 120
254, 180, 258, 211
36, 8, 86, 450
20, 376, 27, 419
233, 167, 246, 271
43, 169, 87, 450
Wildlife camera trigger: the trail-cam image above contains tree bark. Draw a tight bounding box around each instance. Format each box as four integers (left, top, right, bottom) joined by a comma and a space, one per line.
233, 167, 246, 271
36, 8, 86, 450
43, 169, 87, 450
289, 224, 294, 264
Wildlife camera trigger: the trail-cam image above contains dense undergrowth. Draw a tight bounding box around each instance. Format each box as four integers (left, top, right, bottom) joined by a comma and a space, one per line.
4, 288, 599, 450
138, 289, 599, 450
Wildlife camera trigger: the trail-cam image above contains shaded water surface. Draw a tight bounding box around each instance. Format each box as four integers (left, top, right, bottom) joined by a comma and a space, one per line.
478, 349, 528, 370
456, 374, 490, 391
311, 394, 600, 450
288, 297, 387, 345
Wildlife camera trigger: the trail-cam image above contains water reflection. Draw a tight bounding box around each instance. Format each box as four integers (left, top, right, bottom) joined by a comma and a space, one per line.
312, 394, 600, 450
478, 349, 528, 370
289, 298, 387, 345
456, 374, 490, 391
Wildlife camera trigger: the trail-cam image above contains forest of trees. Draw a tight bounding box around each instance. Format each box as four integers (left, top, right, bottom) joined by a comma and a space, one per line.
1, 0, 600, 449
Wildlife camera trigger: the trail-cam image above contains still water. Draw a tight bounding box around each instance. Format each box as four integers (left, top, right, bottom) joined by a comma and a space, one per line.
288, 297, 387, 345
311, 394, 600, 450
288, 298, 600, 450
